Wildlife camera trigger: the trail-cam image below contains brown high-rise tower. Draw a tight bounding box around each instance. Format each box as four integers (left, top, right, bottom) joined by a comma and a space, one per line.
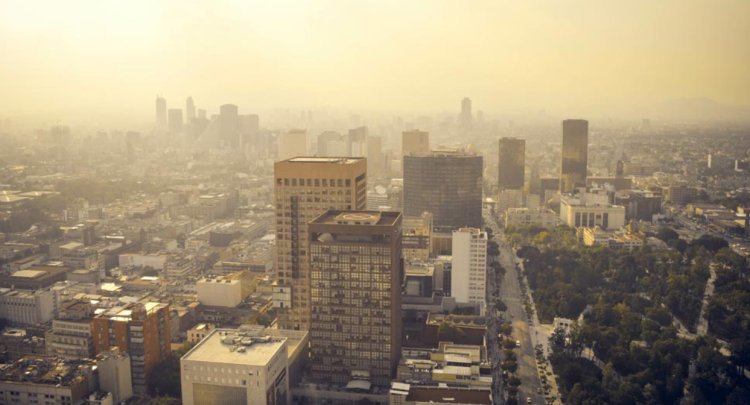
273, 157, 367, 330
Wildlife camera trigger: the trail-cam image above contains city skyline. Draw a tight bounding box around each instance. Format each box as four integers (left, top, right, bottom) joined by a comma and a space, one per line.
1, 1, 749, 125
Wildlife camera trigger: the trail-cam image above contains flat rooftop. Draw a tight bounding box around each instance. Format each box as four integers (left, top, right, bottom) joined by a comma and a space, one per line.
96, 302, 167, 322
11, 269, 47, 279
310, 210, 401, 227
182, 328, 286, 367
285, 157, 363, 164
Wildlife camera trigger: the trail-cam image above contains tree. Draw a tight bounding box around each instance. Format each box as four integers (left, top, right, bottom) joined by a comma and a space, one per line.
150, 397, 179, 405
691, 234, 728, 253
656, 227, 679, 243
487, 240, 500, 256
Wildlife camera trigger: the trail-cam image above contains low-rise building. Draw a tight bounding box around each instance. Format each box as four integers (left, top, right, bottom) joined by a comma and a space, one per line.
389, 383, 492, 405
96, 348, 133, 404
0, 357, 97, 404
187, 323, 215, 344
582, 227, 644, 251
180, 328, 289, 405
196, 274, 244, 308
504, 207, 558, 229
0, 288, 54, 325
560, 196, 625, 230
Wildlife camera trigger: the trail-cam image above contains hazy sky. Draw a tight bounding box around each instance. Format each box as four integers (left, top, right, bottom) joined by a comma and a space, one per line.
1, 0, 749, 122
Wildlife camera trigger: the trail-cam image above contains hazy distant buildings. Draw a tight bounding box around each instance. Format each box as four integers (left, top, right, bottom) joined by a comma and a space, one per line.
186, 96, 195, 121
367, 135, 385, 176
317, 131, 346, 156
348, 126, 368, 157
451, 228, 487, 312
219, 104, 240, 147
403, 150, 483, 231
308, 210, 402, 386
168, 108, 183, 135
239, 114, 260, 150
278, 129, 308, 160
560, 119, 589, 193
155, 96, 167, 129
460, 97, 473, 130
273, 157, 367, 331
402, 130, 430, 157
498, 137, 525, 190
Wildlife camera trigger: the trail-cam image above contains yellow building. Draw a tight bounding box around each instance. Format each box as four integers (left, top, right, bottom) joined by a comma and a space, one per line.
273, 157, 367, 330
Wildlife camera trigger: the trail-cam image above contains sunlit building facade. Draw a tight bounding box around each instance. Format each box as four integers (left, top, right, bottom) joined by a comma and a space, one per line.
308, 210, 402, 386
273, 157, 367, 331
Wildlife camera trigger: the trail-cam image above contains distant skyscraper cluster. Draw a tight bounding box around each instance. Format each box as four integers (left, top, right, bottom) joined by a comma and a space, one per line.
152, 96, 260, 153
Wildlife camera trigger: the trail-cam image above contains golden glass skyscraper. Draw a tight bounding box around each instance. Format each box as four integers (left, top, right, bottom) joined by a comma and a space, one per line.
498, 137, 526, 191
560, 119, 589, 193
273, 157, 367, 330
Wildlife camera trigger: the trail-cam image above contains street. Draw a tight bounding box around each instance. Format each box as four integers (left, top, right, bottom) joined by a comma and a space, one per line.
485, 214, 547, 405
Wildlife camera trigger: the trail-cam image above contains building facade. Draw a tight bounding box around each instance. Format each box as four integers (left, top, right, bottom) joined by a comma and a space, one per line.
451, 228, 487, 310
403, 150, 483, 231
197, 275, 243, 307
308, 211, 402, 386
91, 302, 171, 393
273, 157, 367, 330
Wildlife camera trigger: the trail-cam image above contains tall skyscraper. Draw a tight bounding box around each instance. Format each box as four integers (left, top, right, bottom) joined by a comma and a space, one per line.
186, 96, 195, 121
560, 119, 589, 193
451, 227, 488, 311
218, 104, 240, 147
273, 157, 367, 331
403, 150, 483, 231
460, 97, 472, 129
308, 210, 402, 386
155, 96, 167, 129
498, 137, 526, 190
167, 108, 183, 135
402, 130, 430, 157
278, 129, 308, 160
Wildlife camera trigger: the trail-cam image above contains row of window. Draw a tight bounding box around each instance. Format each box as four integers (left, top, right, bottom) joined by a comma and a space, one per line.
277, 177, 354, 187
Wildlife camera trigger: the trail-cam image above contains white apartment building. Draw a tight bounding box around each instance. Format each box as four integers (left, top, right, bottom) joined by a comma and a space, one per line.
559, 196, 626, 230
97, 348, 133, 404
196, 275, 243, 308
180, 329, 289, 405
0, 288, 54, 325
451, 228, 487, 311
